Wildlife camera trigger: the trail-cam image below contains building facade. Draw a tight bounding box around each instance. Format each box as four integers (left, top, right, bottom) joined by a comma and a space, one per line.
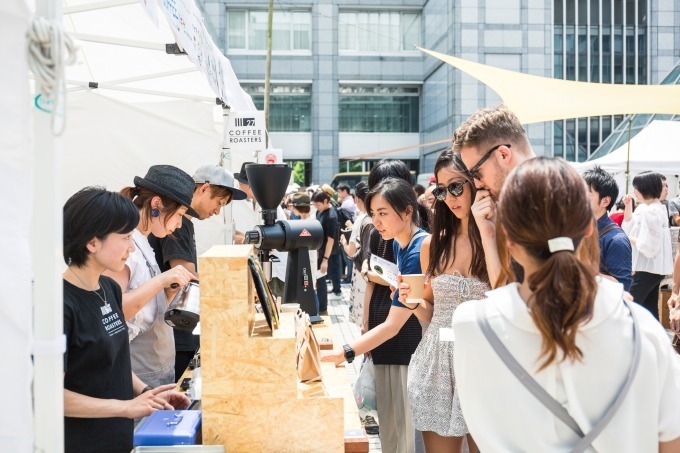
198, 0, 680, 183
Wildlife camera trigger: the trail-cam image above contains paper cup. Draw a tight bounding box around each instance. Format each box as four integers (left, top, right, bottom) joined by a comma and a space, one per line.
281, 303, 300, 313
401, 274, 425, 304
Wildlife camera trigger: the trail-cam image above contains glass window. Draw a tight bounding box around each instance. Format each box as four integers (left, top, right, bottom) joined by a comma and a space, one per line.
590, 117, 600, 155
626, 0, 635, 25
553, 121, 564, 158
638, 28, 647, 83
554, 0, 563, 24
228, 10, 311, 51
614, 0, 623, 24
566, 119, 576, 161
228, 11, 246, 49
602, 27, 611, 83
590, 0, 599, 24
590, 26, 599, 82
565, 27, 576, 80
614, 27, 623, 83
339, 11, 420, 52
578, 0, 587, 24
339, 86, 420, 133
625, 26, 635, 83
578, 117, 588, 162
638, 0, 647, 25
578, 26, 587, 81
566, 0, 575, 24
554, 34, 563, 78
245, 85, 312, 132
602, 0, 611, 26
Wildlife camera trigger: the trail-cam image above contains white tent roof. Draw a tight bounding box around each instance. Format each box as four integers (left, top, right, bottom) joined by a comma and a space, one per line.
575, 120, 680, 174
63, 0, 255, 110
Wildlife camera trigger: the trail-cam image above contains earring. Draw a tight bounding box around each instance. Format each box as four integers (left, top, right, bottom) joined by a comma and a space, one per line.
151, 208, 160, 218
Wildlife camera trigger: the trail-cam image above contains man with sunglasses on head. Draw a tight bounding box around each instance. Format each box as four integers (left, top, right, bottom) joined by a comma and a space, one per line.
453, 105, 536, 284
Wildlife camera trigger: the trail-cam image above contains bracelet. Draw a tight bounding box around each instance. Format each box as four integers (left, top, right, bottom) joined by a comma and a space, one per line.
141, 386, 153, 394
402, 301, 419, 311
323, 256, 329, 260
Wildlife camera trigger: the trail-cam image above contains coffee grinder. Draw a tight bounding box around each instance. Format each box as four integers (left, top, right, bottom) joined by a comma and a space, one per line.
243, 164, 324, 322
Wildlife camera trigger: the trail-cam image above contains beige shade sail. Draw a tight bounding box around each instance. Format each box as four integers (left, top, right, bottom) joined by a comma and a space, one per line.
420, 47, 680, 124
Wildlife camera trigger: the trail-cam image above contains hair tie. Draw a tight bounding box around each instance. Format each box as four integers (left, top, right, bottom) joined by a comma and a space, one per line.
548, 237, 574, 254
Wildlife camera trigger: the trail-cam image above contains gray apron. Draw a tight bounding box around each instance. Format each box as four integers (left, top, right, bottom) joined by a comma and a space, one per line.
128, 237, 175, 387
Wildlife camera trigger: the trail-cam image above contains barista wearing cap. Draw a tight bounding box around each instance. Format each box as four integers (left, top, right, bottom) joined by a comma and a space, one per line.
149, 164, 247, 381
290, 191, 318, 285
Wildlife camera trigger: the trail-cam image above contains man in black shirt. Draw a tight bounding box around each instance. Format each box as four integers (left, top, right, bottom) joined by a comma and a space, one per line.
149, 164, 246, 380
312, 190, 339, 315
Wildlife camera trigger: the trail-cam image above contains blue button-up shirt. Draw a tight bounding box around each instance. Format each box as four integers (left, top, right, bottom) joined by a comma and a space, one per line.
598, 214, 633, 291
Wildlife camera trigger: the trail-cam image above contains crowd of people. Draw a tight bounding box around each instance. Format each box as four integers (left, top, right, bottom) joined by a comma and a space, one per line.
318, 106, 680, 453
62, 105, 680, 453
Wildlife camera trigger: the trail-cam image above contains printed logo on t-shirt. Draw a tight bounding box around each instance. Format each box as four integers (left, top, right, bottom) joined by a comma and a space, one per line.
102, 312, 125, 337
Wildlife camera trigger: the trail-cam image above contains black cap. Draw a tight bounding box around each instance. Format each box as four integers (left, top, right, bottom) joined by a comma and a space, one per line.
234, 161, 255, 185
133, 165, 199, 217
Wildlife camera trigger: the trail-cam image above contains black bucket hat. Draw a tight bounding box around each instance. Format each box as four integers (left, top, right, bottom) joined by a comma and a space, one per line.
133, 165, 199, 217
234, 161, 255, 185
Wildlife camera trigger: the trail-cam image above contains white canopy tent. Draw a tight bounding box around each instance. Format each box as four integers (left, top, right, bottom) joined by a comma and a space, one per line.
573, 120, 680, 196
2, 0, 264, 450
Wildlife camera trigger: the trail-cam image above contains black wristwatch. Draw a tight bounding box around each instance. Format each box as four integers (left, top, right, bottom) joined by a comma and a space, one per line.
362, 270, 370, 283
343, 344, 355, 363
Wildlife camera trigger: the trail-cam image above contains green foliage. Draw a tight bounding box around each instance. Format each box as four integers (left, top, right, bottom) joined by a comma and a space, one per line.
292, 161, 305, 185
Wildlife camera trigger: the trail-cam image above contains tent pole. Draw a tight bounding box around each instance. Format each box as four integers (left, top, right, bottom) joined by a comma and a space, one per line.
33, 0, 65, 451
264, 0, 273, 149
625, 119, 632, 193
221, 105, 234, 244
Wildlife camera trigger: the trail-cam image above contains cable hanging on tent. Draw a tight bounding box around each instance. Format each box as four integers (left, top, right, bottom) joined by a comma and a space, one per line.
27, 16, 78, 136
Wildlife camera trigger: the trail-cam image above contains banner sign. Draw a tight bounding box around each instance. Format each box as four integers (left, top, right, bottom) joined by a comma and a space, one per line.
224, 111, 265, 151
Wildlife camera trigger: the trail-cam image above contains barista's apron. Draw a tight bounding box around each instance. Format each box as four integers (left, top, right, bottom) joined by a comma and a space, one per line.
128, 237, 175, 387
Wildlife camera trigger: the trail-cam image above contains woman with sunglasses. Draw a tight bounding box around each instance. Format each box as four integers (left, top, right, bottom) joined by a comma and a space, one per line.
399, 149, 490, 453
322, 174, 430, 453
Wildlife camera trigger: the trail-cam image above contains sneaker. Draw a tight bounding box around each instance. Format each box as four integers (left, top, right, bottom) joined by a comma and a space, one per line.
362, 415, 379, 435
328, 292, 343, 300
318, 310, 328, 316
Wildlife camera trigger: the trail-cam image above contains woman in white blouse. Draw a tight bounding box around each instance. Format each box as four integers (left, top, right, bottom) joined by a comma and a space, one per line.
622, 172, 674, 320
452, 158, 680, 452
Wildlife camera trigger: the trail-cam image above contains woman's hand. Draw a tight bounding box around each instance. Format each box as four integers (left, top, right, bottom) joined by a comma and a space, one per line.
623, 194, 633, 207
122, 384, 176, 419
157, 389, 191, 410
320, 259, 328, 274
397, 278, 420, 309
471, 190, 497, 241
159, 265, 195, 289
321, 349, 346, 366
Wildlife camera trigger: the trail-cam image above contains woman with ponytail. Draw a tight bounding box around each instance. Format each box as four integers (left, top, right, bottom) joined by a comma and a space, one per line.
105, 165, 196, 388
452, 157, 680, 452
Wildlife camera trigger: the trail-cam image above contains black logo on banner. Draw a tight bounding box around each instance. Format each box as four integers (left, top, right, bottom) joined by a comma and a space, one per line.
235, 117, 256, 127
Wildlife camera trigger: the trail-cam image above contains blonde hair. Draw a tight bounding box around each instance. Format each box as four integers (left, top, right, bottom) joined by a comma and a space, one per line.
452, 105, 530, 156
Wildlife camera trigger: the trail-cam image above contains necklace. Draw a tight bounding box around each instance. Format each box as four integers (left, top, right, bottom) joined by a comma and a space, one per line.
68, 268, 111, 313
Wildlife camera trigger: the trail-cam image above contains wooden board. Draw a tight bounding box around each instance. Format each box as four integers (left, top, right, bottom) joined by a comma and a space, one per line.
199, 245, 347, 453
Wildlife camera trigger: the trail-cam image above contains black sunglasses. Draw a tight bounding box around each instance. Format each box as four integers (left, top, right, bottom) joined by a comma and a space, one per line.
455, 144, 511, 180
432, 180, 469, 201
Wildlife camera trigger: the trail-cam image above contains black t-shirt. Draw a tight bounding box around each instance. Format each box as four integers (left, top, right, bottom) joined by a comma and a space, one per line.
148, 216, 199, 352
316, 207, 339, 260
367, 228, 422, 366
63, 276, 133, 453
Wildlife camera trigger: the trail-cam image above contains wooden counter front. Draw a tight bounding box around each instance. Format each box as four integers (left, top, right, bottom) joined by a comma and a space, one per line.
199, 245, 345, 453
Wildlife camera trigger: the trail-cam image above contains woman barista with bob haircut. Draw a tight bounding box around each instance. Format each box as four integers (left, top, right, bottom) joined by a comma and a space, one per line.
63, 187, 189, 453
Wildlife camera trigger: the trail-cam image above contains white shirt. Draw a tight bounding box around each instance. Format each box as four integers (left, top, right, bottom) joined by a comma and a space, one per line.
126, 229, 165, 342
341, 195, 356, 215
622, 201, 673, 275
452, 279, 680, 452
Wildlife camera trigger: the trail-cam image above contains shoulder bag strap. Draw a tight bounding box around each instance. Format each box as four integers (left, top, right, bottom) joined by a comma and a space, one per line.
475, 301, 585, 438
475, 298, 641, 452
571, 299, 641, 453
598, 223, 619, 238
